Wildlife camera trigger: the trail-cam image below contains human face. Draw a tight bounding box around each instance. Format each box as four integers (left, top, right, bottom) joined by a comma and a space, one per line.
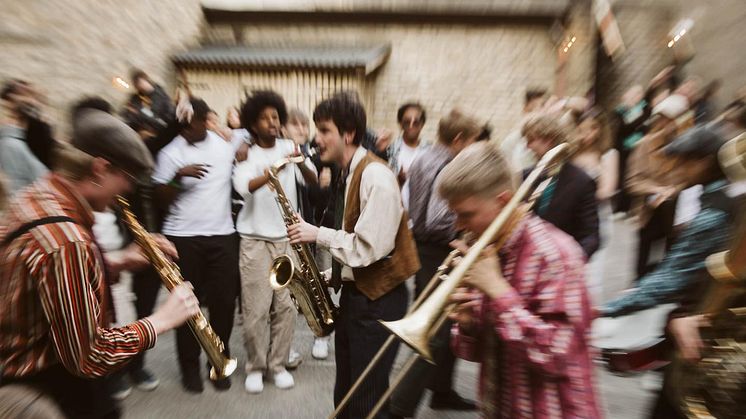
314, 119, 347, 165
182, 117, 207, 144
134, 78, 154, 95
525, 134, 554, 159
577, 118, 601, 149
284, 119, 310, 145
251, 107, 281, 143
449, 193, 508, 237
400, 107, 424, 143
88, 160, 137, 211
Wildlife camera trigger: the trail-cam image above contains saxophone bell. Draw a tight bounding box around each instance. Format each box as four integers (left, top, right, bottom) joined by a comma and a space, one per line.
269, 254, 294, 290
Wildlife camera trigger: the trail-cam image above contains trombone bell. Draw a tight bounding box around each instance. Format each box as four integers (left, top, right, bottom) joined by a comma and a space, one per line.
379, 317, 434, 364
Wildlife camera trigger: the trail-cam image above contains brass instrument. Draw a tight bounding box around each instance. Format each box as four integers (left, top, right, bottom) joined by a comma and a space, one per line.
329, 143, 569, 419
669, 133, 746, 419
267, 156, 337, 337
117, 197, 237, 380
379, 143, 569, 362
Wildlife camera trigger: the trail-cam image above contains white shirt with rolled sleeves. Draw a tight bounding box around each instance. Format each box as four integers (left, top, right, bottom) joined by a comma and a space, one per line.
232, 139, 316, 241
315, 146, 404, 281
152, 130, 236, 237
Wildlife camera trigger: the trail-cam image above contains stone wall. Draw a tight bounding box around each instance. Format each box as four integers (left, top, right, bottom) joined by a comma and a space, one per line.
0, 0, 205, 135
204, 21, 558, 142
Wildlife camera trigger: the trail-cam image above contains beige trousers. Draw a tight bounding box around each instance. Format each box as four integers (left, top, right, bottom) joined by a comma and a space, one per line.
239, 237, 296, 374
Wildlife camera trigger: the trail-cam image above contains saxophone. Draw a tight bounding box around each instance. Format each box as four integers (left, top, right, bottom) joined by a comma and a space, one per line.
117, 197, 237, 380
267, 156, 338, 337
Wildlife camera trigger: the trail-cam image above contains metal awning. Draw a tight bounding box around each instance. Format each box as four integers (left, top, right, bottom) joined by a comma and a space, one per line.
173, 44, 391, 75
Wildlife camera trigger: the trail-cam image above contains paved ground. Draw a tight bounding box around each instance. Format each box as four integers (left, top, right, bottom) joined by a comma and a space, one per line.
115, 217, 658, 418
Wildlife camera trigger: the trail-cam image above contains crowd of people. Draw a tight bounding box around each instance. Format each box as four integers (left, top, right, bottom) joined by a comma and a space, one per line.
0, 63, 744, 419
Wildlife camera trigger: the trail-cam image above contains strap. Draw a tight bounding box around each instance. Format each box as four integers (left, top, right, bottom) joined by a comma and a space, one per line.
2, 216, 77, 247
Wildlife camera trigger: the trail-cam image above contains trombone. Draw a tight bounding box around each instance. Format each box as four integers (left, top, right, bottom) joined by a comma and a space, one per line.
330, 143, 569, 419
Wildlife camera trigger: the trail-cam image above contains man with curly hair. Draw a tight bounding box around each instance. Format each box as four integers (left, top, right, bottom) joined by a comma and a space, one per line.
232, 90, 318, 394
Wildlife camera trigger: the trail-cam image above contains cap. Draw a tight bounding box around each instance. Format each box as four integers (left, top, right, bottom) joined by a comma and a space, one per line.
72, 110, 154, 181
651, 94, 689, 120
664, 125, 726, 158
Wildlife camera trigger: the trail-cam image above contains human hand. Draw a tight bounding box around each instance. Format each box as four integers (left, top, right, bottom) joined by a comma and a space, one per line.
148, 283, 200, 334
177, 163, 210, 179
448, 286, 482, 333
287, 213, 320, 244
450, 240, 510, 299
235, 142, 250, 162
375, 128, 394, 152
320, 168, 332, 188
670, 315, 709, 363
175, 90, 193, 123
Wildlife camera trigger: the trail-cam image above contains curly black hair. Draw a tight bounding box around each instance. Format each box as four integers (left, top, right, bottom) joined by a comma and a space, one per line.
240, 90, 288, 136
313, 91, 367, 145
396, 102, 426, 124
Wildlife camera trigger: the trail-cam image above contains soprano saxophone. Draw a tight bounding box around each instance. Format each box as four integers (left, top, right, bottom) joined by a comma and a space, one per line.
267, 156, 337, 337
117, 197, 237, 380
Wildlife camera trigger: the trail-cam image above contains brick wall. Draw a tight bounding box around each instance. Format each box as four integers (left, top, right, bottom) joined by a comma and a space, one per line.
673, 0, 746, 109
0, 0, 205, 134
205, 21, 557, 142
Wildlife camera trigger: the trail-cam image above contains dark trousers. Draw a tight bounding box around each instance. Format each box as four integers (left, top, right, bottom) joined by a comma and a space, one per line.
334, 282, 408, 419
166, 234, 240, 375
3, 364, 120, 419
390, 244, 455, 417
636, 198, 677, 280
128, 267, 161, 373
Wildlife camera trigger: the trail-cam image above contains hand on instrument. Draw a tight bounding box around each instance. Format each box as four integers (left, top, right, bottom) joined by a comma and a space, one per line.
147, 283, 200, 334
450, 240, 511, 300
177, 163, 210, 179
670, 314, 709, 363
448, 286, 482, 333
111, 234, 179, 275
287, 213, 320, 244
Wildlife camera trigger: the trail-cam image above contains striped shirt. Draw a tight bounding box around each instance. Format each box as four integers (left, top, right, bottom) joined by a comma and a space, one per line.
0, 174, 156, 379
452, 216, 601, 418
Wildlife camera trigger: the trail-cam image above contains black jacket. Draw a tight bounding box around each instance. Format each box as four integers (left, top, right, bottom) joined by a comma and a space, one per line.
526, 162, 600, 259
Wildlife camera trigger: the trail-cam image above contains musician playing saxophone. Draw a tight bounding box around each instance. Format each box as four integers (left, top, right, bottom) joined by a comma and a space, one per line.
441, 142, 601, 419
0, 111, 198, 419
287, 92, 419, 419
232, 90, 317, 394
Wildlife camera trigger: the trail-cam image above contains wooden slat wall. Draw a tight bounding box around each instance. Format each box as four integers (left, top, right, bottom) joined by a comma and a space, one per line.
182, 67, 369, 130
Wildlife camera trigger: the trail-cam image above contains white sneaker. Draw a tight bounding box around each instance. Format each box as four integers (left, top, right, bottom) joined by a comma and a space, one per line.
312, 337, 329, 360
244, 372, 263, 394
273, 370, 295, 389
286, 349, 302, 370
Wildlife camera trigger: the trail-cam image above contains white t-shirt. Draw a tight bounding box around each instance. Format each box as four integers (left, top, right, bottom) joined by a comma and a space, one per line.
232, 139, 316, 241
152, 131, 236, 237
230, 128, 251, 152
398, 142, 423, 212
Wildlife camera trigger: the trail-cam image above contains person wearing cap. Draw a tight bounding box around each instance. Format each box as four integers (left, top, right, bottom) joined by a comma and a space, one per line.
0, 110, 199, 419
600, 124, 739, 319
625, 94, 690, 279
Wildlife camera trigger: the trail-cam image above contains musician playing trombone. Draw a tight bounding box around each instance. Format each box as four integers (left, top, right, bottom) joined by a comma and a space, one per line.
440, 142, 601, 418
287, 91, 420, 419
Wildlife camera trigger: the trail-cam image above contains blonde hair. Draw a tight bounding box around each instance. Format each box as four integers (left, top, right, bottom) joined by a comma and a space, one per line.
53, 142, 95, 181
287, 108, 309, 126
438, 142, 513, 201
521, 113, 570, 145
437, 109, 481, 145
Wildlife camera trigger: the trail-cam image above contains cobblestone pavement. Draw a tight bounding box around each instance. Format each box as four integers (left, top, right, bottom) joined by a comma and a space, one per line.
117, 217, 658, 418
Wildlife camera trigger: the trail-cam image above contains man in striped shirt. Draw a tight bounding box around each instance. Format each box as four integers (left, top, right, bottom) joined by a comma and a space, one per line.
0, 110, 199, 419
442, 142, 601, 418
